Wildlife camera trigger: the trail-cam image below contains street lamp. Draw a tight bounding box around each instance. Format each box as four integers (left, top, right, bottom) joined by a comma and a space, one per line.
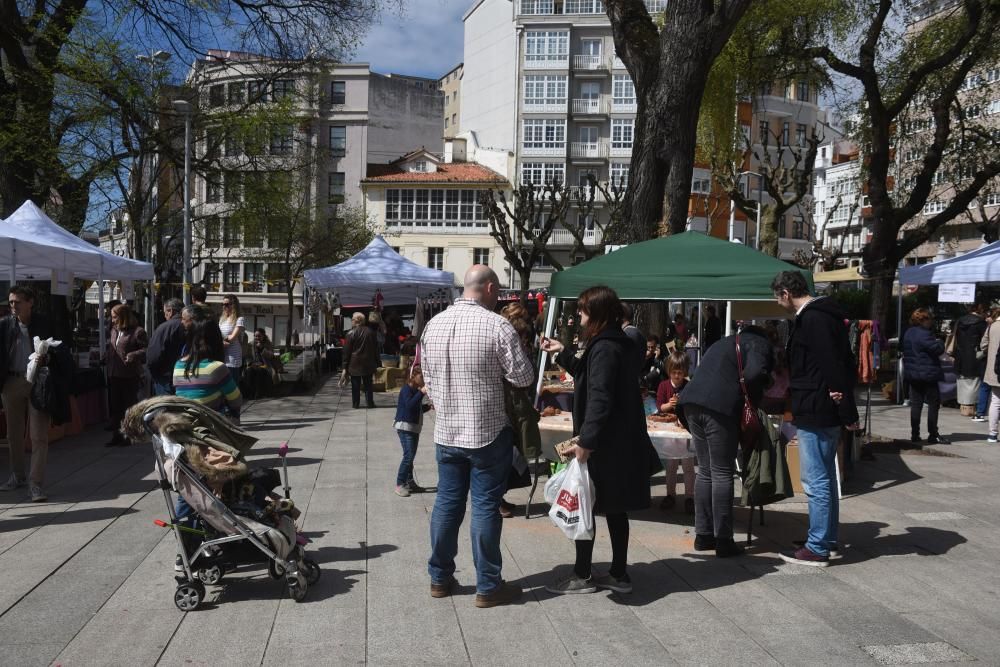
728, 170, 763, 248
172, 98, 193, 306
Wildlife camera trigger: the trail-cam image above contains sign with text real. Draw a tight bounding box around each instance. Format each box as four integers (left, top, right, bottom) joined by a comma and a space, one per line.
938, 283, 976, 303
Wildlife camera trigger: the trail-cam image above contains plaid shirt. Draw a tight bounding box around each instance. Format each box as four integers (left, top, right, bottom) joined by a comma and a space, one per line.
420, 298, 534, 448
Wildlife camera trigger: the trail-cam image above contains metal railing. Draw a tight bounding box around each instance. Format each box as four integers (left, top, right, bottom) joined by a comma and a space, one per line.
524, 55, 570, 70
521, 145, 566, 157
571, 98, 607, 115
573, 54, 608, 70
550, 228, 604, 245
521, 101, 567, 113
570, 141, 608, 159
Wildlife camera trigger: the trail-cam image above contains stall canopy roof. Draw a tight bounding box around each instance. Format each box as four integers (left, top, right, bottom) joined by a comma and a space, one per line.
0, 201, 153, 280
303, 236, 455, 305
899, 241, 1000, 285
549, 231, 813, 300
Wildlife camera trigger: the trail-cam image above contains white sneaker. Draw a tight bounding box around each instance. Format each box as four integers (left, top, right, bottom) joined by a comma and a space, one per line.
29, 485, 47, 502
0, 474, 26, 492
989, 433, 998, 444
972, 415, 987, 423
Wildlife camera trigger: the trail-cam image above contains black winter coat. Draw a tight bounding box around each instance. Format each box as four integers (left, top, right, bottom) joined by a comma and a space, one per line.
953, 314, 987, 378
788, 297, 859, 428
678, 328, 774, 419
146, 315, 187, 380
555, 326, 657, 514
903, 325, 945, 383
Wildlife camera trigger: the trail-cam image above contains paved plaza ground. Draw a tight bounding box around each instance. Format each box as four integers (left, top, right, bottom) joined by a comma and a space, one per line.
1, 377, 1000, 666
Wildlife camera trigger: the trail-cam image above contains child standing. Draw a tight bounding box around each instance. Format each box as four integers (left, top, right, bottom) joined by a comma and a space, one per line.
393, 366, 430, 497
656, 351, 695, 513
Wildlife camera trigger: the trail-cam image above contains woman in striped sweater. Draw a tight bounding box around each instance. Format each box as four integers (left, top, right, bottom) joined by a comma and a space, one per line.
173, 314, 242, 417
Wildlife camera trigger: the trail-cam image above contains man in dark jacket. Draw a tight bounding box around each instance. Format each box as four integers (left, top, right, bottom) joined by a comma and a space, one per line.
772, 271, 859, 567
0, 286, 55, 502
953, 304, 988, 420
621, 303, 646, 371
146, 298, 186, 396
342, 312, 379, 408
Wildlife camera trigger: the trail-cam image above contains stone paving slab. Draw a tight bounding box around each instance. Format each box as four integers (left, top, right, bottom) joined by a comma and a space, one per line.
1, 381, 999, 665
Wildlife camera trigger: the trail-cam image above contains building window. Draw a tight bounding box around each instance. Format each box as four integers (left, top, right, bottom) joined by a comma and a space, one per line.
781, 121, 790, 146
611, 119, 634, 149
243, 263, 264, 292
691, 175, 711, 194
244, 223, 264, 248
222, 218, 241, 247
413, 160, 428, 172
328, 172, 345, 203
796, 80, 809, 102
523, 119, 566, 149
330, 81, 346, 104
272, 79, 294, 101
796, 123, 807, 147
385, 188, 486, 227
428, 247, 444, 270
224, 130, 241, 157
612, 74, 635, 105
208, 84, 225, 107
205, 172, 222, 203
444, 117, 449, 128
792, 217, 806, 240
610, 162, 630, 189
525, 30, 569, 62
248, 80, 268, 102
204, 263, 221, 288
227, 82, 245, 105
270, 128, 293, 156
452, 113, 457, 125
329, 125, 346, 157
520, 0, 555, 14
759, 119, 770, 143
520, 162, 565, 186
924, 200, 947, 215
473, 248, 490, 265
267, 263, 289, 293
523, 74, 567, 106
205, 127, 222, 160
223, 171, 243, 204
203, 216, 221, 248
223, 263, 240, 292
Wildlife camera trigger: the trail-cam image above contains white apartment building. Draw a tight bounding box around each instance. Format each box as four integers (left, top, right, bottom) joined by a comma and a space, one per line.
184, 51, 444, 342
813, 139, 867, 268
361, 140, 511, 287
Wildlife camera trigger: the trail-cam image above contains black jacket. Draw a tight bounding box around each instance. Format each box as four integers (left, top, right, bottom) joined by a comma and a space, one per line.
344, 325, 379, 376
679, 328, 774, 419
0, 313, 54, 381
146, 315, 186, 380
903, 325, 945, 383
953, 314, 987, 378
555, 326, 657, 514
787, 297, 859, 428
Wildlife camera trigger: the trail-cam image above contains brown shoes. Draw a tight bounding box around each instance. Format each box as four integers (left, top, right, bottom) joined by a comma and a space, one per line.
474, 581, 522, 608
430, 576, 457, 598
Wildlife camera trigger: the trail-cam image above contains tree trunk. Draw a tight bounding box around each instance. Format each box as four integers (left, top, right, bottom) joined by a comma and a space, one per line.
609, 112, 667, 244
286, 285, 295, 350
760, 208, 781, 258
863, 212, 901, 332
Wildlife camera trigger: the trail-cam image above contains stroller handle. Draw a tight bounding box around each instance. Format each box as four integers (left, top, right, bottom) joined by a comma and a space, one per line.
278, 441, 289, 458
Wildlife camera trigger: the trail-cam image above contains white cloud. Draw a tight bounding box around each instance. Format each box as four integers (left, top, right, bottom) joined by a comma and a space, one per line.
352, 0, 467, 79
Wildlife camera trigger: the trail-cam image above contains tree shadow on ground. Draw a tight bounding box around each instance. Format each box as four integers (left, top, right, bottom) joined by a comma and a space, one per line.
841, 443, 928, 497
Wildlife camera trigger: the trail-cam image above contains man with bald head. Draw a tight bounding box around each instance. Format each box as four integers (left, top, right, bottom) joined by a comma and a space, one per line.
420, 265, 534, 608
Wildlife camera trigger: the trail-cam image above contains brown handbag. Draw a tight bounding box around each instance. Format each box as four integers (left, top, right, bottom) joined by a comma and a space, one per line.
736, 334, 762, 450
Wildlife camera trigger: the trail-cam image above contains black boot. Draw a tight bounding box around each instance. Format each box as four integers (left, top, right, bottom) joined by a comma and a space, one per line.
693, 534, 716, 551
715, 538, 745, 558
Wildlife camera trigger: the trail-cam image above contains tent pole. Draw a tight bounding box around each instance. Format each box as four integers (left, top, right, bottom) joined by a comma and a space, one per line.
98, 259, 109, 419
697, 302, 704, 366
896, 267, 904, 405
725, 300, 733, 336
535, 296, 559, 407
10, 239, 15, 285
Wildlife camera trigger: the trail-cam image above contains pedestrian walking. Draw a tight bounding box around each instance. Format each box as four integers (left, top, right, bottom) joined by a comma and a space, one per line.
393, 366, 430, 497
218, 294, 246, 388
343, 312, 379, 409
146, 298, 186, 396
953, 304, 988, 421
0, 286, 60, 501
106, 304, 148, 447
903, 308, 949, 444
420, 265, 534, 608
979, 308, 1000, 443
703, 305, 722, 350
621, 303, 646, 370
678, 326, 773, 557
772, 270, 859, 567
539, 285, 657, 595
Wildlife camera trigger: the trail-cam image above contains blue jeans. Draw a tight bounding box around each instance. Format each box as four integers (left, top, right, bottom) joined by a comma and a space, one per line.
396, 430, 419, 486
428, 428, 513, 595
798, 425, 841, 556
153, 377, 174, 396
978, 380, 991, 417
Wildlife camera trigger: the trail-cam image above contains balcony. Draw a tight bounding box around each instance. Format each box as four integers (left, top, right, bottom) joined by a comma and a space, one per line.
524, 55, 569, 70
610, 99, 637, 113
564, 0, 605, 13
569, 185, 606, 202
571, 97, 608, 115
521, 144, 566, 157
609, 143, 632, 158
573, 54, 609, 71
550, 227, 604, 246
570, 141, 608, 159
522, 100, 567, 113
518, 0, 553, 14
778, 237, 814, 260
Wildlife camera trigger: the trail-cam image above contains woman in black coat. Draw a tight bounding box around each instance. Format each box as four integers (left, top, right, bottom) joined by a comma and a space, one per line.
903, 308, 948, 444
677, 325, 773, 557
539, 286, 657, 595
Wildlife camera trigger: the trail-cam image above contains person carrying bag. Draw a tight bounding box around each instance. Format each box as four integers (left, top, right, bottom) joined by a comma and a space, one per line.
547, 459, 595, 540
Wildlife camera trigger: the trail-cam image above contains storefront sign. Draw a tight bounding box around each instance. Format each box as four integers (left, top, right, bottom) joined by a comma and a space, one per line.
938, 283, 976, 303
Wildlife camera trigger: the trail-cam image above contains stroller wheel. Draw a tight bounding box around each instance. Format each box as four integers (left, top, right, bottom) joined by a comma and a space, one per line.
301, 558, 321, 585
268, 560, 285, 580
197, 565, 224, 585
286, 574, 308, 602
174, 581, 205, 611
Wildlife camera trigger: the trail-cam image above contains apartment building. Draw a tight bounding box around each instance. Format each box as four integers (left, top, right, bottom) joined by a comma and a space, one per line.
813, 138, 866, 268
185, 50, 443, 342
440, 63, 464, 138
462, 0, 825, 285
361, 140, 511, 286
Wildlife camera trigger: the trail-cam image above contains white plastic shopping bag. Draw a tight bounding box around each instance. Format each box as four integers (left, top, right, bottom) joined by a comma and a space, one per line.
547, 459, 595, 540
26, 337, 61, 384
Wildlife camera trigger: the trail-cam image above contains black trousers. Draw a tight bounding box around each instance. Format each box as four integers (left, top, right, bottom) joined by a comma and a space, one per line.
685, 403, 739, 541
574, 512, 630, 579
908, 379, 940, 438
350, 374, 374, 407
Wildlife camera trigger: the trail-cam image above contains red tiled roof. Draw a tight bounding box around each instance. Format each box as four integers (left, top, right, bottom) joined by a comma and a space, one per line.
363, 163, 508, 184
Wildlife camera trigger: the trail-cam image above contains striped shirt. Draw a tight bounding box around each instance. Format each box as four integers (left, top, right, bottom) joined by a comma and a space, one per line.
173, 359, 242, 414
420, 298, 534, 449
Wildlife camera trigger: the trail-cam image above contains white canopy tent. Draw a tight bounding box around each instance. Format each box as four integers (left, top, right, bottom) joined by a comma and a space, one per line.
303, 236, 455, 306
899, 240, 1000, 285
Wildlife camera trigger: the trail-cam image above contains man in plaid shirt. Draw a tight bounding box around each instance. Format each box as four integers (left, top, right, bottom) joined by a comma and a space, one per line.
421, 265, 534, 608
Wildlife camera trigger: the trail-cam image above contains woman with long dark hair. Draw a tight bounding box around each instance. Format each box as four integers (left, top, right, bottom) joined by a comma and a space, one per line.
106, 304, 148, 447
173, 312, 242, 416
539, 286, 656, 594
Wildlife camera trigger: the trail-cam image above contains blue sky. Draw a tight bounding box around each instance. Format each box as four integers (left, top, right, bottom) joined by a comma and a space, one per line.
353, 0, 467, 79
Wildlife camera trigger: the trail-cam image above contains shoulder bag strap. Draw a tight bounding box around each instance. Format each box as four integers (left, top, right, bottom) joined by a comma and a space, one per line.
736, 334, 751, 401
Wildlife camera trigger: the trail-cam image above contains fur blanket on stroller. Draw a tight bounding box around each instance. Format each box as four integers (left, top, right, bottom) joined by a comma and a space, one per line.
122, 396, 259, 487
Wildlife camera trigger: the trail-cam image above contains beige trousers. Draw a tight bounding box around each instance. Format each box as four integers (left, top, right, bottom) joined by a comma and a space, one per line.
2, 376, 50, 485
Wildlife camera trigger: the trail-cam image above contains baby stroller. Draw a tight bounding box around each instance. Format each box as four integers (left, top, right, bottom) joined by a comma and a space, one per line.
122, 397, 320, 611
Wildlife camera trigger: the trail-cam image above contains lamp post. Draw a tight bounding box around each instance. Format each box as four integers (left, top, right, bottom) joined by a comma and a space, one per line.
172, 98, 193, 305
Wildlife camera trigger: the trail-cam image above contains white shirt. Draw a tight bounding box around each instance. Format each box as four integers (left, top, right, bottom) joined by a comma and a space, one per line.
219, 316, 246, 368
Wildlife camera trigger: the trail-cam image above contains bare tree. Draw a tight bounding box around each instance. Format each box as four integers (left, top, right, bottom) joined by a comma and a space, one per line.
563, 175, 629, 263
